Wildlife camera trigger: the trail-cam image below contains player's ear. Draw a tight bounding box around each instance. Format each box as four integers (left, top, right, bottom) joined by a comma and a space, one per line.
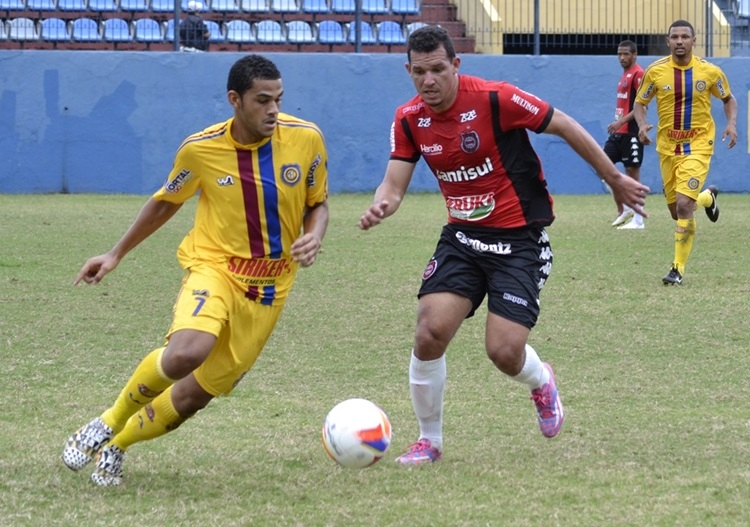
227, 90, 241, 109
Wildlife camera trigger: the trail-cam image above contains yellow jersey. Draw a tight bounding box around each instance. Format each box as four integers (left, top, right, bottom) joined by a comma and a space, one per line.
153, 115, 328, 305
636, 55, 731, 156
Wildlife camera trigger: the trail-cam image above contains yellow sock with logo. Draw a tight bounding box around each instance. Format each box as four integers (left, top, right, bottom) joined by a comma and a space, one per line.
100, 347, 176, 434
673, 218, 696, 275
696, 189, 712, 209
109, 385, 187, 451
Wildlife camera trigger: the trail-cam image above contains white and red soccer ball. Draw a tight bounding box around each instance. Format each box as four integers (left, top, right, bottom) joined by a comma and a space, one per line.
322, 398, 392, 469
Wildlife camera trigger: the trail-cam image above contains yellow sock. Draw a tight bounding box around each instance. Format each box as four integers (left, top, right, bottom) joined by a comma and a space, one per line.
110, 385, 188, 451
696, 189, 712, 209
100, 347, 176, 434
673, 218, 696, 275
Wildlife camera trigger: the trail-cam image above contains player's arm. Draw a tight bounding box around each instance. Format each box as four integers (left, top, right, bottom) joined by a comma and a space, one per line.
721, 94, 738, 149
543, 108, 649, 216
358, 159, 415, 230
633, 102, 652, 145
291, 200, 329, 267
74, 198, 184, 285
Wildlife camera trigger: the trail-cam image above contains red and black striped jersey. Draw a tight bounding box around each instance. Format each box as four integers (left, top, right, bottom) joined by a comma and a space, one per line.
613, 63, 644, 135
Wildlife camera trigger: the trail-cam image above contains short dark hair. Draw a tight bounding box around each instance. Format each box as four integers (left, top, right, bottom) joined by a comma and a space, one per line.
227, 55, 281, 95
618, 40, 637, 53
669, 19, 695, 37
407, 25, 456, 62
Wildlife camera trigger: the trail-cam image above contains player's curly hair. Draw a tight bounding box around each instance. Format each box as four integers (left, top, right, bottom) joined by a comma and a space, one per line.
227, 55, 281, 95
407, 25, 456, 62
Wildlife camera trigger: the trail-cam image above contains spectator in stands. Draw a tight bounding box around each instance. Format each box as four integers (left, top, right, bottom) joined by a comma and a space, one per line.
358, 25, 648, 465
634, 19, 738, 285
605, 40, 647, 230
179, 0, 210, 52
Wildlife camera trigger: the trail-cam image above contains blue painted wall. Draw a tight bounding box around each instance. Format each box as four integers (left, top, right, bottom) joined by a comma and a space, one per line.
0, 51, 748, 195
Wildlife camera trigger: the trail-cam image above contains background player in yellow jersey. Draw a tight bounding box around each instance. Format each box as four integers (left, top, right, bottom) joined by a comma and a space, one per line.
61, 55, 329, 486
634, 19, 737, 285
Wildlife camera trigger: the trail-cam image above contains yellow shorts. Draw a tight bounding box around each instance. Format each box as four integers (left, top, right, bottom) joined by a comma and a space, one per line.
659, 153, 711, 204
167, 264, 284, 396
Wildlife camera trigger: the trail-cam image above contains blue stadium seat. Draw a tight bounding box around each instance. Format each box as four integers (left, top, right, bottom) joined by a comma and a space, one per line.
119, 0, 148, 11
329, 0, 352, 12
240, 0, 267, 12
103, 17, 131, 40
377, 20, 404, 44
9, 17, 37, 40
361, 0, 386, 14
224, 19, 253, 42
405, 20, 427, 35
317, 19, 344, 44
390, 0, 418, 14
58, 0, 88, 11
346, 20, 375, 44
40, 17, 71, 40
300, 0, 326, 14
26, 0, 56, 10
0, 0, 26, 11
134, 17, 162, 41
71, 17, 101, 40
211, 0, 238, 12
87, 0, 117, 12
270, 0, 296, 13
254, 19, 284, 42
180, 0, 205, 10
285, 19, 313, 43
163, 17, 175, 41
150, 0, 173, 11
0, 21, 8, 39
204, 19, 223, 41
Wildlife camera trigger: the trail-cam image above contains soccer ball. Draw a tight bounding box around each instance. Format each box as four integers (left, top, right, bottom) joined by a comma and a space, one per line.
322, 398, 392, 469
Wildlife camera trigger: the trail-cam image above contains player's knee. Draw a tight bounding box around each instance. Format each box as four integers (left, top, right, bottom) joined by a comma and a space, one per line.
485, 341, 524, 375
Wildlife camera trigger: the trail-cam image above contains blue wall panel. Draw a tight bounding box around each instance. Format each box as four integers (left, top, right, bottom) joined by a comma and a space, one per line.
0, 51, 748, 195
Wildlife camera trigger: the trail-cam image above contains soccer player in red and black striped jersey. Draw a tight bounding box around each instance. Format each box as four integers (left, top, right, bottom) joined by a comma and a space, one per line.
359, 25, 649, 465
62, 55, 329, 485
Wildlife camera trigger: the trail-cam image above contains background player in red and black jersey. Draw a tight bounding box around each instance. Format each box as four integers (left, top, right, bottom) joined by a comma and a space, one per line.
358, 25, 649, 465
604, 40, 647, 229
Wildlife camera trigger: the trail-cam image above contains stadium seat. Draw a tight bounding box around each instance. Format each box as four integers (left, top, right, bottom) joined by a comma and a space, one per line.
255, 19, 284, 42
224, 18, 253, 42
316, 19, 344, 44
0, 21, 8, 39
300, 0, 327, 14
204, 19, 223, 41
150, 0, 174, 11
0, 0, 26, 11
346, 20, 375, 44
405, 20, 427, 35
390, 0, 418, 15
211, 0, 238, 13
9, 17, 39, 40
40, 17, 71, 40
58, 0, 88, 11
285, 19, 313, 43
377, 20, 404, 44
240, 0, 267, 12
134, 17, 162, 41
103, 17, 131, 40
361, 0, 386, 14
71, 17, 101, 40
26, 0, 56, 10
164, 17, 175, 41
270, 0, 297, 13
87, 0, 117, 12
180, 0, 206, 10
329, 0, 352, 12
119, 0, 148, 12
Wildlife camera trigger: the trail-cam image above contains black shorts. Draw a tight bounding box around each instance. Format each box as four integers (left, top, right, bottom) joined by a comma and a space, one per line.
418, 224, 553, 329
603, 134, 644, 168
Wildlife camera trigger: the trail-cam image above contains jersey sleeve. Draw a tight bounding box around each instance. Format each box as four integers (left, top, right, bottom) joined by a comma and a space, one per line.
152, 142, 202, 204
305, 128, 329, 207
389, 112, 421, 163
636, 68, 656, 104
710, 66, 732, 100
498, 83, 553, 134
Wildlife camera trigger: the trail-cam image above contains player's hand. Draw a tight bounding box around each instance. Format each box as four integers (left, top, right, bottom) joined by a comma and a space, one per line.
722, 124, 738, 149
606, 120, 620, 135
358, 200, 389, 231
637, 124, 653, 146
73, 253, 119, 285
609, 173, 650, 218
291, 233, 322, 267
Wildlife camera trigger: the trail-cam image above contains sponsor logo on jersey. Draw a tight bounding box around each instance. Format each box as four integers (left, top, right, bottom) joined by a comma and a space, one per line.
217, 175, 235, 186
502, 292, 528, 307
617, 92, 629, 99
460, 130, 480, 153
640, 83, 654, 99
281, 164, 301, 186
227, 257, 293, 286
435, 157, 494, 182
716, 78, 727, 97
390, 122, 396, 153
402, 102, 425, 113
454, 229, 510, 253
510, 93, 540, 115
420, 143, 443, 155
460, 110, 477, 122
447, 193, 496, 222
667, 129, 699, 141
307, 154, 321, 187
165, 169, 192, 193
418, 117, 431, 127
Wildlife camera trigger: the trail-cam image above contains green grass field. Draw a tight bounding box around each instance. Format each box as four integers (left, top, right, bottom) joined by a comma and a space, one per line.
1, 192, 749, 526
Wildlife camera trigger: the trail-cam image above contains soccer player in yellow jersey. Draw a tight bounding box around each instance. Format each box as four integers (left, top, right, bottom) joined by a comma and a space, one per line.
634, 19, 737, 285
61, 55, 329, 486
